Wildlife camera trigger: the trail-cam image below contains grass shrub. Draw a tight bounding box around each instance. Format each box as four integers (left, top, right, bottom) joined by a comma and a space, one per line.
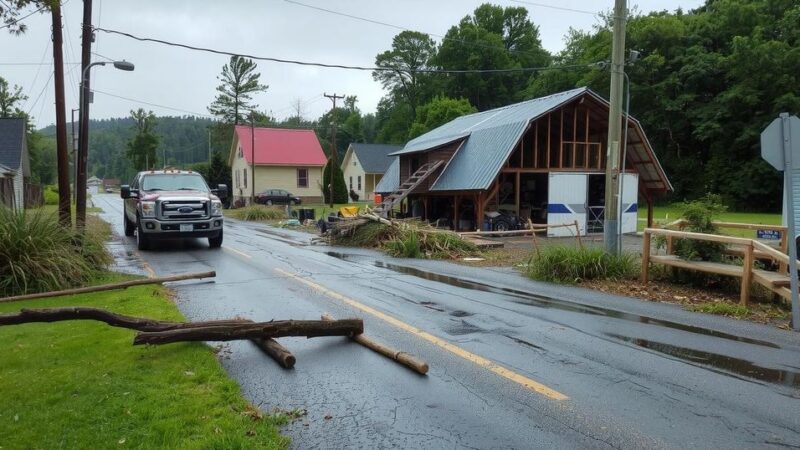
526, 246, 639, 283
673, 194, 728, 262
43, 186, 59, 205
231, 205, 286, 221
0, 207, 111, 297
687, 301, 750, 318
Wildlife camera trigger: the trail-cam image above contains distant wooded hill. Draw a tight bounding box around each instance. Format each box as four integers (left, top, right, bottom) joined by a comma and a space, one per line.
39, 116, 225, 182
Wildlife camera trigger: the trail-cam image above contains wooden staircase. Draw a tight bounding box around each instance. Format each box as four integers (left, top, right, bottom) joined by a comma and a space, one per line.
373, 160, 444, 218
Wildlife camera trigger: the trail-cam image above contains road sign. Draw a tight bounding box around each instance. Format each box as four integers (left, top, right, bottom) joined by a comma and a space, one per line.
756, 229, 782, 240
761, 113, 800, 331
762, 115, 800, 171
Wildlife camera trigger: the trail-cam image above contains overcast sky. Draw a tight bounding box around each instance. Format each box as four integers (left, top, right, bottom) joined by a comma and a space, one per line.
1, 0, 704, 129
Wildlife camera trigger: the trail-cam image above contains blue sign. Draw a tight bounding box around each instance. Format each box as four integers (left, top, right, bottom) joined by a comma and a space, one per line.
757, 229, 782, 240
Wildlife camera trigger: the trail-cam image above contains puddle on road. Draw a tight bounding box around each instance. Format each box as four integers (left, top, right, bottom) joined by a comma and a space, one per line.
324, 251, 800, 388
607, 333, 800, 388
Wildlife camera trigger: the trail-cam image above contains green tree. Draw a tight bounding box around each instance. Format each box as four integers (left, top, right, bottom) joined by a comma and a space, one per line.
408, 96, 477, 139
0, 76, 27, 117
126, 109, 160, 170
434, 3, 550, 111
208, 56, 268, 124
207, 150, 231, 191
373, 31, 438, 115
322, 159, 348, 204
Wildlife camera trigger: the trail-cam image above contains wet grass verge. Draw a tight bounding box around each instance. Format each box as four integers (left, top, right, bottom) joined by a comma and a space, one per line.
0, 272, 287, 449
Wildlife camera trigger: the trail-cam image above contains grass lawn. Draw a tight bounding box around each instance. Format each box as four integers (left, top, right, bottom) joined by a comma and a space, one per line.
638, 204, 781, 237
0, 273, 287, 449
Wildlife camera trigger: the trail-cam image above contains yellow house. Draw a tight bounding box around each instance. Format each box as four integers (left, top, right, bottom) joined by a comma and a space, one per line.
340, 143, 401, 203
229, 126, 326, 205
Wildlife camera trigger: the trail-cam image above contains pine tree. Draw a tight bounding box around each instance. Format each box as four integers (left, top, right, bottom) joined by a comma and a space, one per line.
208, 56, 268, 125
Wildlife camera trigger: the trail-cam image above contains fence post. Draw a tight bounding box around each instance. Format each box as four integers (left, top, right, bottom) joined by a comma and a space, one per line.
641, 230, 651, 283
780, 230, 788, 274
573, 220, 583, 249
741, 242, 753, 306
528, 219, 541, 257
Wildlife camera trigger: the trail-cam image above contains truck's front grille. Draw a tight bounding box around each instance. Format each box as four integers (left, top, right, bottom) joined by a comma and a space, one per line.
160, 201, 208, 220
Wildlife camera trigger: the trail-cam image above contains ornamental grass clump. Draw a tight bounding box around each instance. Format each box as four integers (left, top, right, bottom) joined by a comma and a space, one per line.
0, 207, 111, 297
231, 205, 286, 221
526, 245, 639, 284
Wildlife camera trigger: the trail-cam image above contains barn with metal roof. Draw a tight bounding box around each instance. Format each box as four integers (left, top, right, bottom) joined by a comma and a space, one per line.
375, 87, 671, 236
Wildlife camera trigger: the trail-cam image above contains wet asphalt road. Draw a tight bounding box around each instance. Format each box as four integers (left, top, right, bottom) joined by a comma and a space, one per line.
94, 194, 800, 449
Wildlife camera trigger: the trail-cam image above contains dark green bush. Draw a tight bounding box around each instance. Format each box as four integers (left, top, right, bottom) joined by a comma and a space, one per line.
526, 246, 639, 283
673, 194, 727, 262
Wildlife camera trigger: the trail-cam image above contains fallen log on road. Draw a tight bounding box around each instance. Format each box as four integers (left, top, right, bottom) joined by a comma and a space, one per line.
133, 319, 364, 345
0, 271, 216, 304
252, 338, 296, 369
322, 313, 428, 375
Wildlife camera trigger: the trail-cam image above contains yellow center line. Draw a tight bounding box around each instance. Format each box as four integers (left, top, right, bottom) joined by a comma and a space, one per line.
223, 246, 253, 260
274, 267, 568, 401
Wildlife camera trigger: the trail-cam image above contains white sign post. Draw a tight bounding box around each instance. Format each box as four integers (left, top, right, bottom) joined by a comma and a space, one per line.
761, 113, 800, 331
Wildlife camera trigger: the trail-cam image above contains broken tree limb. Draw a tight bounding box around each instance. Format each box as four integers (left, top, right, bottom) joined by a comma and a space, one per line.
0, 307, 249, 331
321, 313, 428, 375
251, 338, 296, 369
0, 271, 216, 303
133, 319, 364, 345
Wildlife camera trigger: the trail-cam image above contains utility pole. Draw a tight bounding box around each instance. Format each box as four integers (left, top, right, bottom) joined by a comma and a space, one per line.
71, 108, 79, 203
324, 93, 344, 208
603, 0, 627, 255
76, 0, 93, 231
250, 113, 255, 205
51, 3, 71, 228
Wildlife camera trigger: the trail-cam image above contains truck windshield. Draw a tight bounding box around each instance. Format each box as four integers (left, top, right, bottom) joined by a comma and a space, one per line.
141, 174, 208, 192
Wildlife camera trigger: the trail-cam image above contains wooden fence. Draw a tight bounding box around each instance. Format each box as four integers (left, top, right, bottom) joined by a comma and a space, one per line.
23, 182, 43, 208
0, 177, 14, 209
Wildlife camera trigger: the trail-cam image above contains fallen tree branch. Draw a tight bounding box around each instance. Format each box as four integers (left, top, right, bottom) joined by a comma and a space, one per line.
133, 319, 364, 345
0, 307, 248, 331
252, 338, 296, 369
322, 313, 428, 375
0, 271, 216, 303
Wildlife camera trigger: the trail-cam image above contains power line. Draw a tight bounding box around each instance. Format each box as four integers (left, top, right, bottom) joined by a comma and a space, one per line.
93, 26, 592, 74
283, 0, 548, 61
0, 4, 47, 30
91, 88, 215, 117
0, 62, 81, 65
27, 70, 53, 117
21, 40, 50, 111
509, 0, 597, 16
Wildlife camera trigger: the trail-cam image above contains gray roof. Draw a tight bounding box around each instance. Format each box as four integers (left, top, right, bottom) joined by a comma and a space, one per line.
383, 87, 671, 193
0, 118, 26, 171
374, 157, 399, 194
349, 143, 402, 174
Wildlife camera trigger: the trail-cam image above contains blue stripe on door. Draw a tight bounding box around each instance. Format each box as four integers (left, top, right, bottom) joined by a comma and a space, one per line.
624, 203, 638, 213
547, 203, 572, 214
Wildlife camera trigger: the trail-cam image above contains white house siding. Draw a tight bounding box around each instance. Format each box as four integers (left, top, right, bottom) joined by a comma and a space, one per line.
12, 167, 23, 210
230, 146, 323, 204
341, 149, 383, 203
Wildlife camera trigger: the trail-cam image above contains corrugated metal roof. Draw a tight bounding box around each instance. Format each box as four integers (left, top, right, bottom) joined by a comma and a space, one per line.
382, 87, 672, 194
432, 122, 527, 191
350, 143, 402, 173
374, 157, 399, 194
0, 118, 26, 171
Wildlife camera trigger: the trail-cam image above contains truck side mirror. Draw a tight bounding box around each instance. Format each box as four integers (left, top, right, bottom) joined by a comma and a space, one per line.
120, 185, 131, 199
213, 184, 228, 200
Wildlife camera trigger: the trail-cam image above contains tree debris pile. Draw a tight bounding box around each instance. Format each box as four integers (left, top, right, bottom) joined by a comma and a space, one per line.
321, 213, 480, 259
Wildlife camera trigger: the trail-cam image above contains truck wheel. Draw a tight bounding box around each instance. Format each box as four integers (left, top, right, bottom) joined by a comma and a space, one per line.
208, 230, 223, 248
123, 212, 135, 237
136, 219, 150, 251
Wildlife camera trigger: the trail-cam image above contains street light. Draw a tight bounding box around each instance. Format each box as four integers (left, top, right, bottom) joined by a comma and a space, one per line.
76, 59, 135, 230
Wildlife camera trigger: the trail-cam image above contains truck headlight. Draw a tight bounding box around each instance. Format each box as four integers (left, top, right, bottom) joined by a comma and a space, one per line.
140, 201, 156, 217
211, 200, 222, 216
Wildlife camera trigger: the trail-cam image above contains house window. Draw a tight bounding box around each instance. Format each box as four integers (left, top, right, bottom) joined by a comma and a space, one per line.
349, 176, 353, 190
243, 168, 247, 188
235, 170, 240, 188
238, 146, 243, 158
357, 176, 361, 191
297, 168, 308, 188
353, 161, 356, 166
